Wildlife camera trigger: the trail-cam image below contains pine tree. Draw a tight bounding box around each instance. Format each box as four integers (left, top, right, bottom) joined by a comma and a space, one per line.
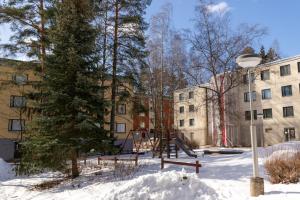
259, 45, 267, 64
18, 0, 111, 177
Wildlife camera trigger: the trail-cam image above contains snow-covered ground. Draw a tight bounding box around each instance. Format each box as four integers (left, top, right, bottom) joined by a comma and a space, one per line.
1, 145, 300, 200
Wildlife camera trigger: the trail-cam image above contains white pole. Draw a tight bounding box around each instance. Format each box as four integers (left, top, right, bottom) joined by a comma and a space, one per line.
248, 69, 259, 177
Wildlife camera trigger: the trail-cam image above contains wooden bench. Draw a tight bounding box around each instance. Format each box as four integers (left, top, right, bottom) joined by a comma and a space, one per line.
161, 157, 202, 174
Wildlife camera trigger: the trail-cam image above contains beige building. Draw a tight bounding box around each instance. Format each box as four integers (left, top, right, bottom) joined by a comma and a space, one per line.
174, 54, 300, 147
174, 85, 210, 147
0, 59, 134, 160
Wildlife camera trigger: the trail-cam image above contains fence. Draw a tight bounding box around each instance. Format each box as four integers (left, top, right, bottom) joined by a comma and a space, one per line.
161, 157, 201, 174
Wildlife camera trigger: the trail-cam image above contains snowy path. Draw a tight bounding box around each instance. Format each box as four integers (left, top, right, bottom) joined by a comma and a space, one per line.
0, 149, 300, 200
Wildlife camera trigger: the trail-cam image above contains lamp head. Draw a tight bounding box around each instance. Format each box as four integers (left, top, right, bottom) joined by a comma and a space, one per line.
236, 54, 262, 68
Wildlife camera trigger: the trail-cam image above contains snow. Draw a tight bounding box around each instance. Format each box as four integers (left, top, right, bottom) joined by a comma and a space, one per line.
0, 145, 300, 200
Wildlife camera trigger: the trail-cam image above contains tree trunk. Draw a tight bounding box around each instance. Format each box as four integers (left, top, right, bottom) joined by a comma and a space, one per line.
71, 149, 79, 178
39, 0, 46, 74
218, 95, 226, 147
109, 0, 119, 139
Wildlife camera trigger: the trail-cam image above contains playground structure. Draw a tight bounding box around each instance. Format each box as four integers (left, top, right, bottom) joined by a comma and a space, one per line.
119, 128, 198, 158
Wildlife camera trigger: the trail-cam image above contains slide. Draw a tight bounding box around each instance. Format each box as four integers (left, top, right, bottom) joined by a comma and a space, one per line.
175, 137, 197, 158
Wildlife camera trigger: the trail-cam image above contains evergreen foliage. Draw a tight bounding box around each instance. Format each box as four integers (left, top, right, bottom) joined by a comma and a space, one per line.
18, 0, 112, 177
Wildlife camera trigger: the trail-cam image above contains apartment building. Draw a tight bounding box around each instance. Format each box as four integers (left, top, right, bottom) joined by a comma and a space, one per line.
174, 54, 300, 147
238, 55, 300, 146
0, 59, 36, 160
174, 85, 210, 147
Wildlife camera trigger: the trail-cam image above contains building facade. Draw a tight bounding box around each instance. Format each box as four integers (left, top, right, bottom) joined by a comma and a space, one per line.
174, 55, 300, 147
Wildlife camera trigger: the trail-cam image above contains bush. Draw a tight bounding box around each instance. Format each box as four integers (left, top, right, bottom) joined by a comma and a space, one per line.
264, 151, 300, 184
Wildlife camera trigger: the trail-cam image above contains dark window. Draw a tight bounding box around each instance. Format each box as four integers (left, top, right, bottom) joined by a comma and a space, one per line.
8, 119, 25, 131
189, 119, 195, 126
10, 96, 26, 108
189, 105, 195, 112
262, 89, 271, 100
179, 93, 184, 101
179, 120, 184, 127
179, 106, 184, 113
12, 74, 28, 85
284, 128, 296, 141
253, 110, 257, 120
115, 123, 126, 133
189, 91, 194, 99
117, 104, 126, 115
280, 65, 291, 76
263, 108, 273, 119
298, 62, 300, 73
261, 70, 270, 80
283, 106, 294, 117
244, 91, 256, 102
281, 85, 293, 97
245, 111, 251, 120
243, 73, 255, 84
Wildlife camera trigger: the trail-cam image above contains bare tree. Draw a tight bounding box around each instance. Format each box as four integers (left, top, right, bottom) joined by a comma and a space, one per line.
185, 0, 266, 146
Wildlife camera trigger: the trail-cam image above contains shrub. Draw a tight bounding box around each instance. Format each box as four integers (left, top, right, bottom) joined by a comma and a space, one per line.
264, 150, 300, 184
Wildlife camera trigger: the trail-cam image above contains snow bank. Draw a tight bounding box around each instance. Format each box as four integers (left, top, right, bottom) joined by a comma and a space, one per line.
104, 170, 218, 200
259, 142, 300, 159
0, 158, 14, 181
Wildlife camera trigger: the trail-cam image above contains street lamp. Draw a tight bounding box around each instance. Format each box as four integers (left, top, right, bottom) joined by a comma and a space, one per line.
236, 54, 264, 197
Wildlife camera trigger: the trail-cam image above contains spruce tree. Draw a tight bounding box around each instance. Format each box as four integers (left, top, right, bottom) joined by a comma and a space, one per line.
18, 0, 111, 178
259, 45, 267, 64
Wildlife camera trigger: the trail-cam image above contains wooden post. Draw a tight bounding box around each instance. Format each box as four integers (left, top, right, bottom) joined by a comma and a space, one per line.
84, 157, 87, 166
135, 156, 138, 166
196, 161, 199, 174
161, 157, 164, 170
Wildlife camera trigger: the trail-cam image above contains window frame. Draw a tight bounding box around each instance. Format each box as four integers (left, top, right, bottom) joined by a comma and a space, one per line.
244, 91, 256, 102
189, 119, 195, 126
115, 123, 126, 133
117, 104, 126, 115
283, 106, 294, 117
280, 64, 291, 76
179, 120, 184, 127
262, 89, 272, 100
260, 70, 270, 81
8, 119, 25, 131
263, 108, 273, 119
10, 95, 26, 108
281, 85, 293, 97
188, 91, 194, 99
12, 74, 28, 85
179, 93, 184, 101
189, 105, 195, 112
179, 106, 184, 113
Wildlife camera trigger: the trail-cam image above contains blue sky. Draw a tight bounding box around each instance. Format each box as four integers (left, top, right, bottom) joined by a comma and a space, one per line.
146, 0, 300, 57
0, 0, 299, 58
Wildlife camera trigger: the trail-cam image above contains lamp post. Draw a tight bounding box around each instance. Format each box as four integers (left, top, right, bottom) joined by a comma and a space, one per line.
236, 54, 264, 197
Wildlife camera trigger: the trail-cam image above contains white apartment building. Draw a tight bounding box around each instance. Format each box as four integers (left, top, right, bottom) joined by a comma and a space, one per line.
174, 54, 300, 147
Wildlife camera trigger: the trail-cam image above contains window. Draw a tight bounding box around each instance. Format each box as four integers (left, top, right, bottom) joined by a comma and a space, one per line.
253, 110, 257, 120
179, 120, 184, 127
244, 91, 256, 102
117, 104, 126, 115
189, 119, 195, 126
10, 96, 26, 108
189, 105, 195, 112
262, 89, 271, 100
298, 62, 300, 73
261, 70, 270, 80
140, 122, 145, 128
115, 123, 126, 133
179, 93, 184, 101
281, 85, 293, 97
179, 106, 184, 113
280, 65, 291, 76
12, 74, 28, 85
189, 91, 194, 99
263, 108, 272, 119
243, 73, 255, 84
8, 119, 25, 131
245, 111, 251, 120
284, 128, 296, 141
283, 106, 294, 117
117, 86, 125, 94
